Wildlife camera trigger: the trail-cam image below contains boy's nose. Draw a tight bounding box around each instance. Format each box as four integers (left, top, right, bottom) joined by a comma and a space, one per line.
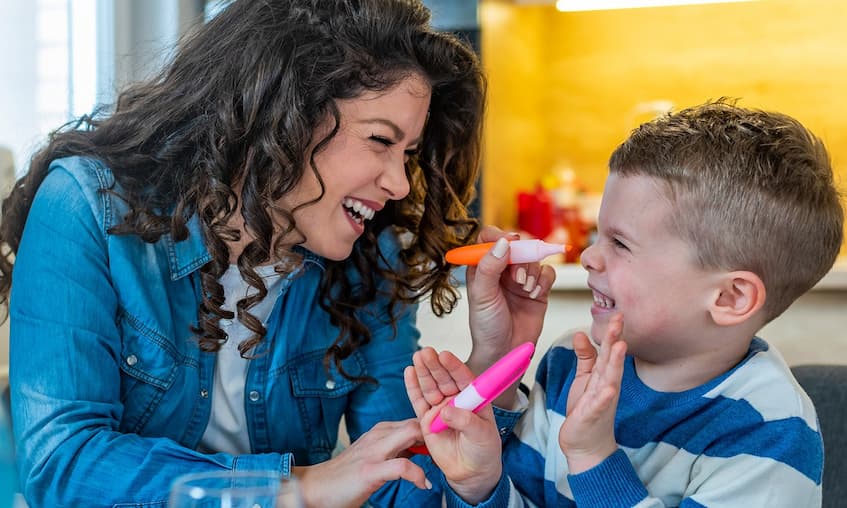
580, 243, 601, 271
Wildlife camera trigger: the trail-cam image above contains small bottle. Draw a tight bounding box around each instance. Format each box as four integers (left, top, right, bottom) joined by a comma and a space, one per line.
516, 185, 553, 240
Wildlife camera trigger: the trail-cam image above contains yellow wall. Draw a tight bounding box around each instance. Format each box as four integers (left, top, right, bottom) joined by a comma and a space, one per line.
480, 0, 847, 253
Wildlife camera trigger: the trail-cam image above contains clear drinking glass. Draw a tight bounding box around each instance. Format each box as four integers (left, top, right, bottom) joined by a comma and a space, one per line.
168, 470, 303, 508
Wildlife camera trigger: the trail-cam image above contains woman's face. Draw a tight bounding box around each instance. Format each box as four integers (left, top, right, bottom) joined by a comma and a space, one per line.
283, 73, 431, 260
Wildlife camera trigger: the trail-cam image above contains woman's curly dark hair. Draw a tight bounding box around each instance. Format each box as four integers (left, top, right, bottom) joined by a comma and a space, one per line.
0, 0, 483, 381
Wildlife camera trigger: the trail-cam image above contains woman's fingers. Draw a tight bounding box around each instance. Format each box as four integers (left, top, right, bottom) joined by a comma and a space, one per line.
512, 261, 554, 299
362, 457, 431, 492
476, 226, 517, 244
353, 419, 428, 464
303, 419, 429, 507
472, 227, 556, 300
535, 263, 556, 299
471, 237, 512, 295
364, 419, 422, 449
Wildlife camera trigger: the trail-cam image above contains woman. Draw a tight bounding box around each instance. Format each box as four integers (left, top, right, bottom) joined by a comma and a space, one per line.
0, 1, 555, 506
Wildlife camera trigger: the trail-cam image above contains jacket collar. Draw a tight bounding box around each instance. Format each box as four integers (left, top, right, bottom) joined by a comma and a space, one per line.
163, 216, 327, 281
165, 214, 213, 280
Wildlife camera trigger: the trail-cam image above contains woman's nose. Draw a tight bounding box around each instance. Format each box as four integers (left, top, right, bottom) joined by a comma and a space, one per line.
379, 157, 410, 200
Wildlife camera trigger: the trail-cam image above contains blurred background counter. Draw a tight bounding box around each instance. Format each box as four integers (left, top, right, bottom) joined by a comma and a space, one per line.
418, 259, 847, 384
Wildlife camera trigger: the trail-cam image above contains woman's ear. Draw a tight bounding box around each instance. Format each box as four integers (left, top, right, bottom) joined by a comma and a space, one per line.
709, 271, 766, 326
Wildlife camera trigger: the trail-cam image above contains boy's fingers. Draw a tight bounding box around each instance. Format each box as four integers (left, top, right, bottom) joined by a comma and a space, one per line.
437, 350, 476, 390
437, 405, 490, 440
404, 366, 430, 418
412, 348, 448, 405
421, 350, 462, 396
593, 342, 627, 410
596, 314, 624, 373
604, 341, 628, 386
573, 332, 598, 377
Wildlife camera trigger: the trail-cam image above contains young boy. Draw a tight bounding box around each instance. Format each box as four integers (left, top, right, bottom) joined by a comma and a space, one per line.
405, 100, 843, 507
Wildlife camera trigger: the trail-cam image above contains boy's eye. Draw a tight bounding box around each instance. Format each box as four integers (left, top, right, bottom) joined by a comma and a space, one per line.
612, 238, 629, 251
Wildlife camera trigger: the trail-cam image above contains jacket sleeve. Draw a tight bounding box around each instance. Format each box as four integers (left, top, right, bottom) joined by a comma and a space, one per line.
9, 167, 290, 508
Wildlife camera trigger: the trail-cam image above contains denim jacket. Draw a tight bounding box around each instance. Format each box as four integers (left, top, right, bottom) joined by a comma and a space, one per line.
8, 156, 527, 508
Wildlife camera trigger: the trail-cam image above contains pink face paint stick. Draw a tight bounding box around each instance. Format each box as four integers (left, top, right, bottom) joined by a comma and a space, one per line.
430, 341, 535, 434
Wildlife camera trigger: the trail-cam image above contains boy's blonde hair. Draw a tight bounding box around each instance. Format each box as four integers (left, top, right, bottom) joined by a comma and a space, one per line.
609, 99, 843, 321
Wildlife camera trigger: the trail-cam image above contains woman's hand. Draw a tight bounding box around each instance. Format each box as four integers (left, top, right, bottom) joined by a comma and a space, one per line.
404, 347, 503, 505
558, 313, 627, 474
465, 227, 556, 406
292, 418, 429, 508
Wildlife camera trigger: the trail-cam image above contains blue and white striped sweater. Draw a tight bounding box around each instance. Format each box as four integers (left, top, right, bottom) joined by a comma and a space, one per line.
447, 337, 823, 507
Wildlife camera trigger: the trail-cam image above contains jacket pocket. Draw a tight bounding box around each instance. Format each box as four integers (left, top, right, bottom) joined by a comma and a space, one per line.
289, 349, 365, 461
290, 349, 364, 398
118, 312, 179, 433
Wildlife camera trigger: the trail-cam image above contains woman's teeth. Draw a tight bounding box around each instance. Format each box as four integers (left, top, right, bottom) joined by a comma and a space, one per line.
342, 197, 375, 223
592, 291, 616, 309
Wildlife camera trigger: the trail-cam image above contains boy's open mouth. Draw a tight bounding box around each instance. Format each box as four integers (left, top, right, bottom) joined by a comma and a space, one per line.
592, 289, 616, 309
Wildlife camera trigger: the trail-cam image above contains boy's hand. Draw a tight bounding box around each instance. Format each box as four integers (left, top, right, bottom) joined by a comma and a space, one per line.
404, 347, 503, 504
558, 314, 627, 474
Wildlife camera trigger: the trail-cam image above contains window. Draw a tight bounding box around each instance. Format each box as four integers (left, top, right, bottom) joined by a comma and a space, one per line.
0, 0, 98, 177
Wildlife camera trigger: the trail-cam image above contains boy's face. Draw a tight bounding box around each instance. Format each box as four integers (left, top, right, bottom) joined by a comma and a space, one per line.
581, 173, 721, 362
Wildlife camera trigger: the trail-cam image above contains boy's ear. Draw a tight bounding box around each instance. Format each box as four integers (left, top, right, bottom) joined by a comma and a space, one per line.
709, 271, 766, 326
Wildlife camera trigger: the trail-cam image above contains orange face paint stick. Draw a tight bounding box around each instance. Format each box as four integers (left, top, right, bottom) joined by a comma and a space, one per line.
445, 239, 572, 266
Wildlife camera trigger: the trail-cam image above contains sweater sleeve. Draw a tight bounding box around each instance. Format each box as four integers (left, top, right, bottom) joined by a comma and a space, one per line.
570, 426, 822, 508
441, 334, 823, 508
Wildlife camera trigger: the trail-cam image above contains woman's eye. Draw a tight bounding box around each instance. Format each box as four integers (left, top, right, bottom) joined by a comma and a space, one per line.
404, 148, 420, 158
370, 135, 394, 147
